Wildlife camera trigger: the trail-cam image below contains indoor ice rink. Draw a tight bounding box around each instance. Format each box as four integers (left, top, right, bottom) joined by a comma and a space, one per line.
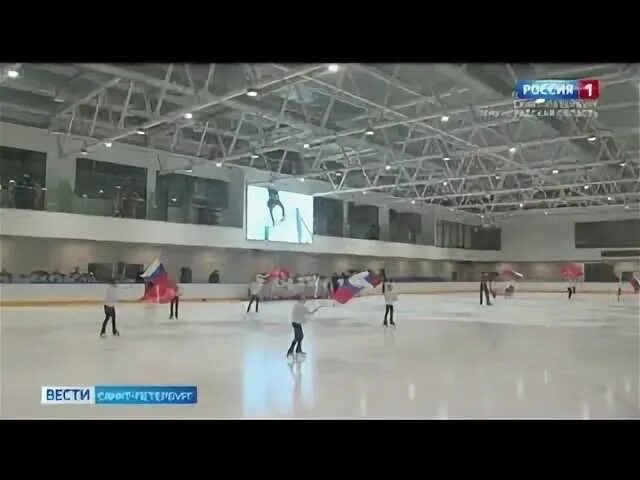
0, 62, 638, 419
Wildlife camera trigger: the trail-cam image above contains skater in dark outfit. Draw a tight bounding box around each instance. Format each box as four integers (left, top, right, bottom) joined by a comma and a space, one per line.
169, 285, 180, 319
100, 280, 120, 338
480, 273, 493, 306
267, 188, 285, 226
383, 280, 397, 326
287, 296, 321, 360
617, 287, 622, 302
567, 286, 573, 299
247, 280, 261, 313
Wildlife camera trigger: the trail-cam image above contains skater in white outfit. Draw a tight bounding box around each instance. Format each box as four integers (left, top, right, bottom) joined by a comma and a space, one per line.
287, 295, 321, 361
383, 279, 398, 326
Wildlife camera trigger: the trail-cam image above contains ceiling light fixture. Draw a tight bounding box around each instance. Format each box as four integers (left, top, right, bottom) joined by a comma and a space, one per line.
303, 143, 310, 149
328, 64, 339, 72
385, 164, 392, 171
441, 115, 449, 122
607, 196, 613, 201
7, 70, 19, 78
362, 191, 368, 195
246, 88, 258, 97
185, 168, 193, 173
136, 129, 146, 135
508, 146, 517, 153
105, 142, 112, 148
250, 154, 259, 159
587, 135, 597, 142
544, 211, 549, 215
443, 181, 448, 186
215, 162, 222, 167
184, 113, 193, 120
81, 148, 88, 155
443, 156, 450, 161
53, 97, 65, 103
584, 185, 590, 190
495, 174, 501, 180
365, 128, 374, 136
519, 203, 524, 208
552, 169, 559, 174
619, 162, 627, 167
336, 172, 342, 177
299, 178, 305, 182
480, 214, 485, 219
411, 200, 416, 204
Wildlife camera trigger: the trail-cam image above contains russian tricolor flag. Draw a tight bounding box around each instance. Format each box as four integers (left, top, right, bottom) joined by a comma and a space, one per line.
140, 259, 177, 303
333, 271, 382, 304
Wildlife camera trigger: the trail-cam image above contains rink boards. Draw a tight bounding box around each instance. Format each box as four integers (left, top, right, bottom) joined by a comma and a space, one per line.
0, 282, 634, 307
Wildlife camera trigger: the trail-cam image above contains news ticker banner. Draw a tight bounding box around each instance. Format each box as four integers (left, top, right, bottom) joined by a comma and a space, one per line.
41, 386, 198, 405
515, 79, 600, 101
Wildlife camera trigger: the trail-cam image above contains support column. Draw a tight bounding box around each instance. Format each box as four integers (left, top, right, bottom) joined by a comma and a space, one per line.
146, 167, 157, 219
342, 201, 349, 238
45, 136, 77, 213
378, 204, 389, 242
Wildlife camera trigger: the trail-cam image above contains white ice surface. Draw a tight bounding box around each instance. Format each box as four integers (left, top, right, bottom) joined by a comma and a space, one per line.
1, 293, 638, 418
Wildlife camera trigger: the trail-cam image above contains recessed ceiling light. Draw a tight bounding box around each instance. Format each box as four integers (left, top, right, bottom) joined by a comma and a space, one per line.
303, 143, 310, 149
7, 70, 19, 79
365, 128, 374, 136
105, 142, 112, 148
136, 129, 146, 135
328, 64, 339, 72
552, 169, 559, 174
443, 156, 450, 161
385, 165, 391, 171
587, 135, 597, 142
508, 146, 517, 153
441, 115, 449, 122
246, 88, 258, 97
215, 162, 222, 167
184, 113, 193, 119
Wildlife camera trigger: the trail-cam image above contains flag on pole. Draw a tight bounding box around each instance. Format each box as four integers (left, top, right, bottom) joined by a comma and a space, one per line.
333, 271, 382, 304
140, 259, 177, 303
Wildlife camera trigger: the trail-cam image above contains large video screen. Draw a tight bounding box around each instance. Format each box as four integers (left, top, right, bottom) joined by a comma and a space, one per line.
246, 185, 314, 244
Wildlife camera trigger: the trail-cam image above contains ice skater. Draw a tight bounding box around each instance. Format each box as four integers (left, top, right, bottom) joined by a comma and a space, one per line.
100, 279, 120, 338
504, 284, 515, 298
287, 295, 322, 361
480, 273, 493, 306
383, 279, 397, 326
267, 188, 285, 226
567, 286, 573, 299
247, 279, 261, 313
169, 284, 180, 319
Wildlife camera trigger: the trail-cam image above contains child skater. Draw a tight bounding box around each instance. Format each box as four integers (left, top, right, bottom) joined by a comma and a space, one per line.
287, 295, 322, 361
100, 279, 121, 338
383, 279, 398, 326
169, 284, 180, 319
247, 279, 261, 313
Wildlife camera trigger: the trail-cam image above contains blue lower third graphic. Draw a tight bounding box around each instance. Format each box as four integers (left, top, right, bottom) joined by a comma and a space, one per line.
95, 385, 198, 405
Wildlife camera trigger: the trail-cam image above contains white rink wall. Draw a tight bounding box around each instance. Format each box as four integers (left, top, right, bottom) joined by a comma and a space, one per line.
0, 282, 630, 306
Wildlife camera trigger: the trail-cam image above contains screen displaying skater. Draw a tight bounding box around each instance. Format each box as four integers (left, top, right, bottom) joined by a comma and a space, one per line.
246, 185, 314, 244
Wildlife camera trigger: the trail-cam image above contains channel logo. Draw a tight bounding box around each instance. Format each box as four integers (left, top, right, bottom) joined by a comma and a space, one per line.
515, 79, 600, 101
41, 385, 198, 405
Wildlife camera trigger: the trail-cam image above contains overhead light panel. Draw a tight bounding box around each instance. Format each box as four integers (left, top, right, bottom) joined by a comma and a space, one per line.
7, 70, 19, 78
105, 142, 112, 148
365, 128, 374, 136
328, 64, 339, 72
508, 146, 517, 153
303, 143, 310, 149
552, 169, 559, 174
250, 154, 259, 159
443, 156, 450, 161
441, 115, 449, 122
443, 181, 448, 186
184, 113, 193, 119
583, 185, 590, 190
619, 162, 627, 167
136, 129, 146, 135
385, 164, 392, 171
336, 172, 342, 177
587, 135, 597, 142
246, 88, 258, 97
53, 97, 65, 103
